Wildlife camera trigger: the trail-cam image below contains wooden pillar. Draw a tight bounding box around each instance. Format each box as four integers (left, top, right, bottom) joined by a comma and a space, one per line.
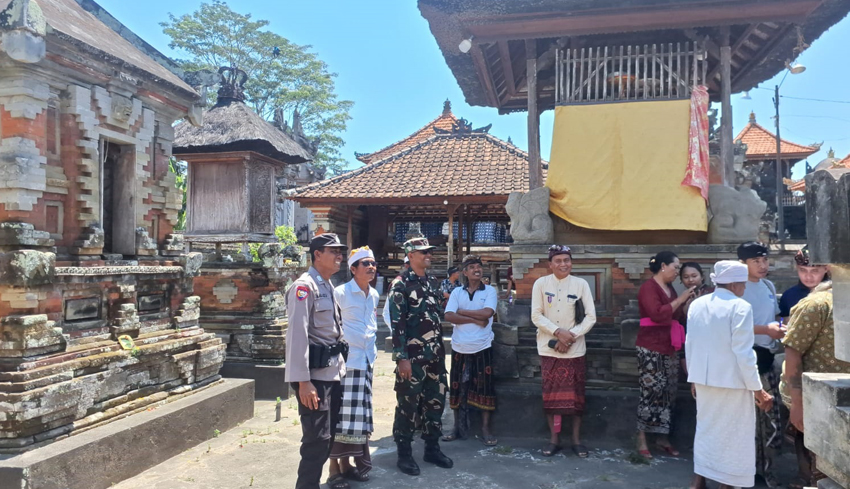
446, 203, 459, 268
526, 39, 542, 190
346, 206, 354, 250
719, 28, 734, 186
456, 206, 464, 263
465, 205, 472, 255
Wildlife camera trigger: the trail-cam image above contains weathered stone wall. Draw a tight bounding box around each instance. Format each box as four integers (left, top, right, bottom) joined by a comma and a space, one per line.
194, 245, 304, 363
0, 252, 225, 451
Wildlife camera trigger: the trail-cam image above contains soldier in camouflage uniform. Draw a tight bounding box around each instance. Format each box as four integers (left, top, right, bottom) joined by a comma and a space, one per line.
389, 237, 453, 476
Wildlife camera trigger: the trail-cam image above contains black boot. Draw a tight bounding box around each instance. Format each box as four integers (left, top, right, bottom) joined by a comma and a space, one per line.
396, 442, 420, 476
423, 440, 454, 468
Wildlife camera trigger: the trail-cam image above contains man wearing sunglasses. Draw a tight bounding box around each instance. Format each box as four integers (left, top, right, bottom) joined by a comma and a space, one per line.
389, 237, 453, 476
327, 246, 380, 488
285, 233, 348, 489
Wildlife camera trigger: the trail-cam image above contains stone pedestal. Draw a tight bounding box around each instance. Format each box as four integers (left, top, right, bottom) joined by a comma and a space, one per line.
193, 246, 304, 398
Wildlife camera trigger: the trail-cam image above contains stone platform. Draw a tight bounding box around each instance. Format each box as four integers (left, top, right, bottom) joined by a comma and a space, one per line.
220, 361, 289, 400
0, 379, 255, 489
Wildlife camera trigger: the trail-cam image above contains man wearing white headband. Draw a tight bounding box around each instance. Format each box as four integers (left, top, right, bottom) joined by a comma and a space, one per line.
328, 246, 380, 487
685, 261, 773, 489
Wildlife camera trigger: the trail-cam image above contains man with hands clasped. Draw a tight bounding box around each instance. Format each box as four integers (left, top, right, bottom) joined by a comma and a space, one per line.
531, 245, 597, 458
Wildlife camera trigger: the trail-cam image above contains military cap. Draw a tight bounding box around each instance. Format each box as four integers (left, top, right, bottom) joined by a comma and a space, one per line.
403, 237, 435, 255
309, 233, 347, 255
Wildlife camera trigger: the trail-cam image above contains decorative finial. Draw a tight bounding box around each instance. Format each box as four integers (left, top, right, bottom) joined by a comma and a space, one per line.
443, 99, 452, 116
507, 136, 513, 145
828, 148, 835, 158
216, 67, 248, 106
749, 112, 756, 124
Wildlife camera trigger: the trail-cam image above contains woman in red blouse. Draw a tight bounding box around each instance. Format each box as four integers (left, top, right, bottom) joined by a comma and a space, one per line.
635, 251, 696, 459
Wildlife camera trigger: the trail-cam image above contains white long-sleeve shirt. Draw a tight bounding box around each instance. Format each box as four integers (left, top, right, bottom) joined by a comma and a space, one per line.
333, 279, 379, 370
531, 274, 596, 358
685, 288, 763, 391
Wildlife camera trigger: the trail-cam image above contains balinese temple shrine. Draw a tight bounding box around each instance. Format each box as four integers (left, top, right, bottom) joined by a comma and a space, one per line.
417, 0, 850, 437
288, 100, 541, 287
735, 112, 820, 240
0, 0, 260, 485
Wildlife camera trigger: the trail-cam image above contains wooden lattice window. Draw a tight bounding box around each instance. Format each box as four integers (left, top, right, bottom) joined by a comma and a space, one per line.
556, 41, 708, 105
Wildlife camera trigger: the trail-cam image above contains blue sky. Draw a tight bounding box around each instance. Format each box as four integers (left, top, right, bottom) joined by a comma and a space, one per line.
99, 0, 850, 178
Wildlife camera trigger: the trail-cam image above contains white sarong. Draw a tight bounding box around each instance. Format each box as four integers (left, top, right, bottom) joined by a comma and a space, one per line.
694, 384, 756, 488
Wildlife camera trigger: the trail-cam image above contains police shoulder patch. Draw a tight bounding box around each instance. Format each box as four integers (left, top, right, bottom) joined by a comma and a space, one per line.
295, 285, 310, 301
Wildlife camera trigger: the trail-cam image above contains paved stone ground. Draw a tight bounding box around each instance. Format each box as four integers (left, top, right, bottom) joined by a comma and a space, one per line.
114, 351, 796, 489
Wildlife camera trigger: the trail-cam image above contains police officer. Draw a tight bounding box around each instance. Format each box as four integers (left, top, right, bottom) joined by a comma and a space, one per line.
390, 237, 453, 476
285, 233, 348, 489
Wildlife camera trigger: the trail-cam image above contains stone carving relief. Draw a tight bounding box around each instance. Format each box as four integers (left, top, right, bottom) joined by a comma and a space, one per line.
506, 186, 554, 244
707, 184, 768, 244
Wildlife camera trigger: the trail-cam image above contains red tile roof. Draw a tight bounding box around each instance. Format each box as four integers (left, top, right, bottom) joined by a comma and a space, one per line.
293, 132, 537, 203
355, 100, 458, 164
736, 113, 820, 160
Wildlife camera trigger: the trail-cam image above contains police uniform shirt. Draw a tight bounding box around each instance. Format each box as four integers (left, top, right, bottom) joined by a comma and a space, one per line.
284, 267, 346, 382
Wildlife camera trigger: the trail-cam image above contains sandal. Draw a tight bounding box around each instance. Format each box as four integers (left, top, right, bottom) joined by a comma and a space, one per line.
572, 444, 589, 458
482, 434, 498, 447
655, 443, 680, 457
342, 467, 369, 482
326, 474, 350, 489
542, 443, 562, 457
441, 431, 461, 442
637, 447, 653, 459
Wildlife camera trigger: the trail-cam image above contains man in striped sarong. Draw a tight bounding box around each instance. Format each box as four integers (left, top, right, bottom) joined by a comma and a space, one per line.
327, 246, 380, 489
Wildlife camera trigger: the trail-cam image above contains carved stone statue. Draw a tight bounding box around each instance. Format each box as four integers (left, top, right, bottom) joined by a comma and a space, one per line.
506, 187, 554, 244
707, 184, 767, 244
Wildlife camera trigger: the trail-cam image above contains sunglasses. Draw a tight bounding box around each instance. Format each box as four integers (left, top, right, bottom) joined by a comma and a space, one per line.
358, 260, 377, 267
416, 250, 434, 255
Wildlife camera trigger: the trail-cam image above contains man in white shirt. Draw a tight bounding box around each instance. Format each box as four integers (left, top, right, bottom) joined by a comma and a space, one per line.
531, 245, 596, 458
328, 246, 380, 487
687, 261, 773, 489
442, 255, 499, 445
737, 241, 785, 487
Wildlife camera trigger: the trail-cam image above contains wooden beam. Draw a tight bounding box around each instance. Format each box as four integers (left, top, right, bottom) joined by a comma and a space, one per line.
456, 206, 464, 263
526, 39, 542, 190
719, 27, 734, 186
498, 41, 517, 97
470, 44, 502, 107
705, 24, 758, 86
465, 204, 472, 255
346, 205, 354, 250
466, 1, 820, 43
446, 203, 460, 268
731, 23, 794, 87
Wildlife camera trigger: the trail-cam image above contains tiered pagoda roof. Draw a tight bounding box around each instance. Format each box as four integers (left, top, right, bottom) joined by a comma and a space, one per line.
736, 112, 820, 161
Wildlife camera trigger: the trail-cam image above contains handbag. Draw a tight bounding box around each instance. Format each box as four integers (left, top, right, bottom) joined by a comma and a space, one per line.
574, 297, 586, 324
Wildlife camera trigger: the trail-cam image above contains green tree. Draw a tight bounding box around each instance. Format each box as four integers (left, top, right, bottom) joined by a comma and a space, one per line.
168, 157, 187, 230
162, 1, 353, 176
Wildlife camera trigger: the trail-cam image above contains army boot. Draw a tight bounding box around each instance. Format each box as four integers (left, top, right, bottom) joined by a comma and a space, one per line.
397, 441, 420, 476
423, 439, 453, 468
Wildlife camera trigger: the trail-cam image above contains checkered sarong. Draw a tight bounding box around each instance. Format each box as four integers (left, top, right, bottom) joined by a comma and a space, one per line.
336, 365, 373, 438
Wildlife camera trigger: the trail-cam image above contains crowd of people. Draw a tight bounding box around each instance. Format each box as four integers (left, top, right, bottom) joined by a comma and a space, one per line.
283, 233, 848, 489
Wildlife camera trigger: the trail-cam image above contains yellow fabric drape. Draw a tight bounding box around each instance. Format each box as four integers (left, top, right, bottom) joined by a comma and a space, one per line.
548, 101, 707, 232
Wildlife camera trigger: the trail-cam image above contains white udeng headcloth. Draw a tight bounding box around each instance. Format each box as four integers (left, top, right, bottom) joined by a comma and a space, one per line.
348, 246, 375, 267
711, 260, 748, 285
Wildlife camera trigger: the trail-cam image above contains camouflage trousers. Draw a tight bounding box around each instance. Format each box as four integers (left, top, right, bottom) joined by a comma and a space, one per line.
393, 359, 447, 444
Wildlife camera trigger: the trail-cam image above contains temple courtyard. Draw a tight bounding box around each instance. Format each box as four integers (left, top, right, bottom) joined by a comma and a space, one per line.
112, 350, 796, 489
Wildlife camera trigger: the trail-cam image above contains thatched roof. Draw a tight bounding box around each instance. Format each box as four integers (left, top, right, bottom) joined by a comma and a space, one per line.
418, 0, 850, 110
173, 101, 314, 164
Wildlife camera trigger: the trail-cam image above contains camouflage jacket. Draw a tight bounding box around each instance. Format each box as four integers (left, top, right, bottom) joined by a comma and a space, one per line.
389, 268, 445, 364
